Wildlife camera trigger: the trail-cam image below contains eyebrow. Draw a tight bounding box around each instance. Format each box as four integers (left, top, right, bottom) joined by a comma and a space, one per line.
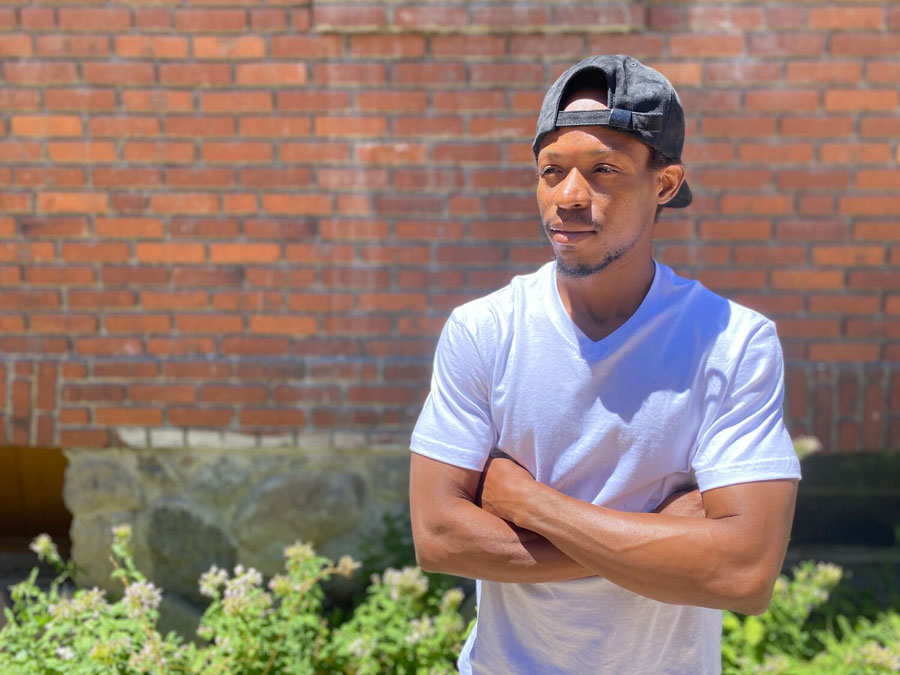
540, 148, 622, 162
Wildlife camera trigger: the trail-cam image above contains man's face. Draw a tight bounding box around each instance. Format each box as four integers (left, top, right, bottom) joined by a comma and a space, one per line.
536, 123, 662, 278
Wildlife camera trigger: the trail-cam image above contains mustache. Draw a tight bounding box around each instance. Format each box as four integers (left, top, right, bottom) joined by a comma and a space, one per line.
542, 217, 601, 231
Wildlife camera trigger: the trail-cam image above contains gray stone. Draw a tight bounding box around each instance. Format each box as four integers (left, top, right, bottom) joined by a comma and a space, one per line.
136, 454, 174, 483
187, 455, 252, 507
157, 592, 204, 644
234, 471, 366, 574
147, 499, 237, 603
64, 458, 142, 515
70, 510, 136, 594
366, 455, 410, 501
186, 430, 222, 448
150, 428, 185, 449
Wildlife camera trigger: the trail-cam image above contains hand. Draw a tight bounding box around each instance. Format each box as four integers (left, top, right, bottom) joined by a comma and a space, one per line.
477, 455, 535, 525
653, 488, 705, 518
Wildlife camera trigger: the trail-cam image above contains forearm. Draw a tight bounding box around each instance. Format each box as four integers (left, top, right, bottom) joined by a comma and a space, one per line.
412, 494, 593, 584
516, 483, 788, 614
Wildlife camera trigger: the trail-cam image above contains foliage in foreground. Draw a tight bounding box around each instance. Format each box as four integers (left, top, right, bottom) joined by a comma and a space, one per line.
3, 526, 900, 673
723, 560, 900, 673
0, 527, 467, 674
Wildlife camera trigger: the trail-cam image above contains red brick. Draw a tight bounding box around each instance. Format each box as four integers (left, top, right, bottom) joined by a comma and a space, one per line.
202, 141, 272, 163
271, 35, 343, 59
169, 408, 233, 427
431, 143, 501, 164
392, 63, 465, 86
239, 117, 311, 137
20, 7, 53, 29
393, 116, 465, 137
772, 269, 844, 290
822, 143, 891, 164
38, 192, 107, 213
5, 61, 77, 85
194, 35, 265, 60
200, 385, 266, 404
45, 89, 116, 111
60, 429, 111, 447
0, 90, 41, 110
854, 221, 900, 241
840, 196, 900, 215
59, 8, 131, 31
69, 290, 135, 309
857, 170, 900, 189
136, 242, 205, 264
202, 92, 272, 113
37, 35, 110, 56
699, 219, 772, 240
32, 313, 96, 333
470, 5, 548, 29
175, 9, 247, 31
351, 34, 425, 58
101, 266, 168, 286
787, 61, 862, 84
62, 384, 125, 403
777, 318, 842, 338
749, 34, 823, 57
831, 34, 900, 56
249, 315, 317, 335
670, 34, 744, 58
431, 35, 506, 58
315, 116, 386, 137
48, 142, 116, 164
95, 408, 162, 426
738, 143, 812, 164
90, 116, 159, 137
850, 270, 900, 290
150, 193, 219, 214
809, 344, 880, 363
105, 314, 171, 333
687, 6, 763, 30
165, 116, 236, 137
720, 195, 792, 215
810, 7, 884, 30
746, 89, 819, 111
780, 116, 854, 137
62, 242, 129, 263
116, 35, 188, 59
812, 246, 885, 266
262, 194, 331, 215
314, 63, 385, 86
75, 338, 143, 357
777, 170, 849, 190
861, 116, 900, 137
396, 5, 466, 29
236, 63, 307, 85
733, 245, 805, 265
278, 91, 350, 112
471, 64, 544, 87
867, 61, 900, 84
125, 141, 194, 164
359, 91, 428, 112
11, 115, 81, 137
312, 4, 386, 29
148, 337, 216, 356
706, 61, 781, 86
120, 90, 191, 113
240, 408, 306, 427
159, 63, 231, 86
808, 294, 880, 315
703, 116, 776, 137
25, 266, 92, 285
825, 90, 898, 111
136, 8, 170, 30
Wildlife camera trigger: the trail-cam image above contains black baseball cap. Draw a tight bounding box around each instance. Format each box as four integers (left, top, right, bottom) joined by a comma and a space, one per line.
533, 54, 691, 208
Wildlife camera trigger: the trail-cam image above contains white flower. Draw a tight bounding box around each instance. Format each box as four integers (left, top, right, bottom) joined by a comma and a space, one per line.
55, 646, 74, 661
382, 567, 429, 600
336, 555, 360, 578
405, 616, 433, 645
284, 542, 316, 566
29, 533, 58, 562
123, 581, 162, 619
73, 587, 107, 616
440, 587, 465, 613
198, 565, 229, 598
110, 523, 132, 541
221, 566, 263, 617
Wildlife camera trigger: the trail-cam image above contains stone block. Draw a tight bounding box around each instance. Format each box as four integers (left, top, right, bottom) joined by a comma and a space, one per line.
63, 456, 142, 515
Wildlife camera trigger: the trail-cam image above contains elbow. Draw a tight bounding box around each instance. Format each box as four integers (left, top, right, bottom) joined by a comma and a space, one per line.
724, 566, 777, 616
412, 531, 451, 574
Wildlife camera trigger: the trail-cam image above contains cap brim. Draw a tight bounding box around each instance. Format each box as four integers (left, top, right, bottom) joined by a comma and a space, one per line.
662, 178, 691, 208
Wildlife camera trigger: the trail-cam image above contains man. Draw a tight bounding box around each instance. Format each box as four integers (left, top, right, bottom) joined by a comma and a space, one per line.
408, 55, 801, 674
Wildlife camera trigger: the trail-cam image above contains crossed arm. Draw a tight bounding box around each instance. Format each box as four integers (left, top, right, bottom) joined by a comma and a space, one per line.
409, 452, 797, 615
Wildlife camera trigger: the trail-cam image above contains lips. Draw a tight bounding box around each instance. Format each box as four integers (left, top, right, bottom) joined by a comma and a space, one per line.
550, 229, 596, 244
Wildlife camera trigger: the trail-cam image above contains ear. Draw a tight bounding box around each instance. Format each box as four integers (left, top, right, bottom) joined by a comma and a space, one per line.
656, 164, 685, 206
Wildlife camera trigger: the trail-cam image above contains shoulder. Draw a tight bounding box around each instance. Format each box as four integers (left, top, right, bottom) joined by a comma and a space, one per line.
655, 262, 780, 362
449, 262, 551, 341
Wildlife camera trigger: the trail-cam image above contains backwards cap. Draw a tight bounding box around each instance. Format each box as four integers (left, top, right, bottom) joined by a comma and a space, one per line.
533, 54, 691, 208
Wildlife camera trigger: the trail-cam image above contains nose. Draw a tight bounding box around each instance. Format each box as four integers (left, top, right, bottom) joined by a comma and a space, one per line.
556, 168, 590, 211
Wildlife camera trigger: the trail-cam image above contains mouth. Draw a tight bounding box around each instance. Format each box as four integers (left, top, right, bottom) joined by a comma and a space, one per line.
550, 228, 596, 244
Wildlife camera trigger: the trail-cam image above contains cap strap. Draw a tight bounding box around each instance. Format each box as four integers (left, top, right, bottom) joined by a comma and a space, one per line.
555, 109, 664, 132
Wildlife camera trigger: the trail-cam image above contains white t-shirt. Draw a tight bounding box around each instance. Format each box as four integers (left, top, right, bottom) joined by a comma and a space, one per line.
410, 259, 801, 675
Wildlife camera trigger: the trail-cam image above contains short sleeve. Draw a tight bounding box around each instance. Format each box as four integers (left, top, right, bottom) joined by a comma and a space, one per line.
691, 321, 802, 492
410, 311, 496, 471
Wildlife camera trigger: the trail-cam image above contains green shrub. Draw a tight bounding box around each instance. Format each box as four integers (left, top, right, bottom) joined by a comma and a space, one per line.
0, 527, 467, 674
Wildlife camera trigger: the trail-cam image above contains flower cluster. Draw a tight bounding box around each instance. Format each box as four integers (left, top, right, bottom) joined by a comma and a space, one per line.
123, 580, 162, 619
198, 565, 229, 598
381, 566, 430, 601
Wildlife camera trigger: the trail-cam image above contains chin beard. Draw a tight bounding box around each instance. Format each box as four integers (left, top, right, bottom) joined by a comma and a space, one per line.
555, 248, 626, 278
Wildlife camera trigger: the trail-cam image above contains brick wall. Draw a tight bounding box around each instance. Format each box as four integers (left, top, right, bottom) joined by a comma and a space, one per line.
0, 1, 898, 452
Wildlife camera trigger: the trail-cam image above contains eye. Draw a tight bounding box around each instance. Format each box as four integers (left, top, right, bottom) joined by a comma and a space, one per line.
539, 166, 560, 177
593, 165, 615, 174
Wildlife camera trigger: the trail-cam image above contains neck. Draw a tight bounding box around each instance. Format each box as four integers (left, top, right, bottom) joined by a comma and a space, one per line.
555, 252, 655, 342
